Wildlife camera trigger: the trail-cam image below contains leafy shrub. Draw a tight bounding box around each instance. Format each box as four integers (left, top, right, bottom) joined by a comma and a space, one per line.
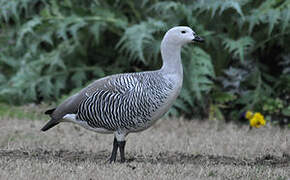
0, 0, 290, 125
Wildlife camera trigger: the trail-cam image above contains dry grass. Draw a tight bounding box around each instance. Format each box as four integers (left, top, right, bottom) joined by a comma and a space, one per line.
0, 116, 289, 180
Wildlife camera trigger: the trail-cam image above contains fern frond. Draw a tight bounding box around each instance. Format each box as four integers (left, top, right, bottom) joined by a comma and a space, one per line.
281, 8, 290, 33
173, 98, 192, 114
279, 54, 290, 74
266, 9, 280, 35
71, 70, 86, 87
219, 0, 244, 18
195, 0, 245, 18
245, 0, 289, 35
0, 73, 6, 84
183, 46, 214, 102
0, 0, 33, 22
223, 36, 255, 62
116, 19, 167, 63
0, 54, 19, 68
16, 16, 42, 47
150, 1, 180, 14
38, 76, 53, 99
89, 22, 104, 45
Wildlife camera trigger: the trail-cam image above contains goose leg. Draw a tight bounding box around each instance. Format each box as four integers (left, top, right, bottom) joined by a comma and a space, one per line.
109, 137, 118, 163
118, 141, 126, 163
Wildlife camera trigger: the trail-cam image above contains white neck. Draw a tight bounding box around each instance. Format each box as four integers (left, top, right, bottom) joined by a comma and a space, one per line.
160, 38, 183, 77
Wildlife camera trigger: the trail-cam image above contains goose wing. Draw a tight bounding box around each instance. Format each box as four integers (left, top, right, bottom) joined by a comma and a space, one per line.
41, 73, 143, 131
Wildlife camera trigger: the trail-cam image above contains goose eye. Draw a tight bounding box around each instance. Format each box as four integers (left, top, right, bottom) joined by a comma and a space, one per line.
181, 30, 186, 34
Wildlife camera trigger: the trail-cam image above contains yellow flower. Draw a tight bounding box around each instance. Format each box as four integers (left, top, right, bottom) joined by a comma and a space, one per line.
245, 111, 254, 120
249, 112, 266, 128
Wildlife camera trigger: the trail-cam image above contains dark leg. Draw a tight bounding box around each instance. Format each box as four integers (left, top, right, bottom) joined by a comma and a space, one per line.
109, 138, 118, 163
118, 141, 126, 163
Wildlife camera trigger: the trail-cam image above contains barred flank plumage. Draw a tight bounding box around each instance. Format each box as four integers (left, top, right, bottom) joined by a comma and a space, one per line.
77, 72, 173, 131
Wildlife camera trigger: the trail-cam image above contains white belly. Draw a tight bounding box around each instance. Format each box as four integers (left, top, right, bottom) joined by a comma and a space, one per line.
62, 114, 113, 134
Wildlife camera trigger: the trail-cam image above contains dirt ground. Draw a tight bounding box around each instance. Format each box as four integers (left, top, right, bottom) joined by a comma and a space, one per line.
0, 116, 289, 180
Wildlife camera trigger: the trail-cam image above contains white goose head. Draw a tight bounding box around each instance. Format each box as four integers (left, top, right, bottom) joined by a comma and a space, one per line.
162, 26, 204, 46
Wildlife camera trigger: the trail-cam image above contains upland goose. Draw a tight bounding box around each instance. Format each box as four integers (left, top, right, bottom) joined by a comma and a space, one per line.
41, 26, 204, 163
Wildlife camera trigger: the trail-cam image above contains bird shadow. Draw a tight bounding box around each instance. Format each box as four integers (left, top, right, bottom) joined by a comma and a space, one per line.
0, 148, 289, 167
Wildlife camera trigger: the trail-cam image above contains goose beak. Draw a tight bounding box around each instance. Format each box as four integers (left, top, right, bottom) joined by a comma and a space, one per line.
192, 35, 204, 43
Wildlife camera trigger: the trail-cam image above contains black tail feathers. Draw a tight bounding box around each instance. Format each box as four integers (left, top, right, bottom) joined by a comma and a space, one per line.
45, 108, 56, 115
41, 120, 59, 131
41, 108, 58, 131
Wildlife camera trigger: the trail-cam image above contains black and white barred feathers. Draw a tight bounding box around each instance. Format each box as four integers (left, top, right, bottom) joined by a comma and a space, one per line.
76, 71, 174, 131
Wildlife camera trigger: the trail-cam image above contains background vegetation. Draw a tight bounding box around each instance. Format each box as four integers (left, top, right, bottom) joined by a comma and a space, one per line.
0, 0, 290, 125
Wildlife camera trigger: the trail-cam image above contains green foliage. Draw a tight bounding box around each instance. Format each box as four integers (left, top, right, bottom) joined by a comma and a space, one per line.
0, 103, 47, 120
0, 0, 127, 103
0, 0, 290, 125
223, 36, 254, 62
117, 19, 167, 63
169, 46, 214, 117
262, 97, 284, 114
282, 106, 290, 116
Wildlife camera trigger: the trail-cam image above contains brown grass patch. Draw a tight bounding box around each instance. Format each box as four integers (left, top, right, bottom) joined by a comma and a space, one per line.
0, 117, 289, 179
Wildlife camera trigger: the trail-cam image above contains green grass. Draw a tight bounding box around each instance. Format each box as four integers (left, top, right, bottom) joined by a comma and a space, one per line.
0, 103, 48, 120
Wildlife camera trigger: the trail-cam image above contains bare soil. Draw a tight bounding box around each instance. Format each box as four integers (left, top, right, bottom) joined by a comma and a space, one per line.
0, 148, 289, 167
0, 117, 289, 179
